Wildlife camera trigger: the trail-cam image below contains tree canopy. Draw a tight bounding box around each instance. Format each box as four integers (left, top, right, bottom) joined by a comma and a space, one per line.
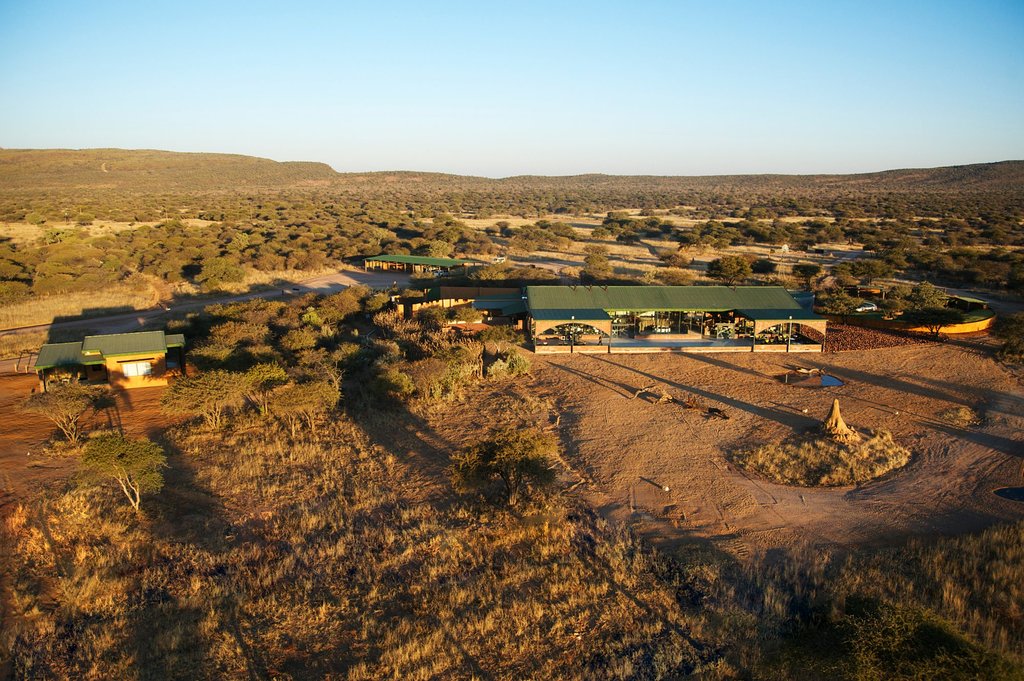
161, 370, 245, 428
706, 256, 752, 286
449, 428, 557, 507
994, 312, 1024, 362
81, 432, 167, 511
21, 383, 105, 445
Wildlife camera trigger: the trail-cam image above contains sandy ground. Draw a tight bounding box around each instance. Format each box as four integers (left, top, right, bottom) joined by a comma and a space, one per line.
427, 343, 1024, 559
4, 339, 1022, 563
0, 375, 174, 513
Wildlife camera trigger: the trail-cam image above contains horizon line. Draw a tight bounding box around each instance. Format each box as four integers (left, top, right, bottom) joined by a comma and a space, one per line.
1, 146, 1021, 180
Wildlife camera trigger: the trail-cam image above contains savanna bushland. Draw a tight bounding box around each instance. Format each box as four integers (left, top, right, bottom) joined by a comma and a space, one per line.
2, 149, 1023, 678
2, 150, 1023, 315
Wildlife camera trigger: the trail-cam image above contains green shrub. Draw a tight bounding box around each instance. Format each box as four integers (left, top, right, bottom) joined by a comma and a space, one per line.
486, 358, 509, 379
372, 367, 416, 403
505, 350, 531, 376
773, 598, 1022, 680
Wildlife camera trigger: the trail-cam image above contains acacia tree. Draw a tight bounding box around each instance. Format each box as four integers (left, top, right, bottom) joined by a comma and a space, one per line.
317, 286, 368, 327
296, 347, 347, 391
449, 427, 556, 507
906, 282, 948, 311
793, 263, 822, 289
902, 307, 965, 339
81, 433, 167, 512
242, 363, 289, 415
267, 381, 339, 438
818, 289, 863, 323
994, 313, 1024, 361
581, 245, 612, 282
706, 256, 752, 287
161, 370, 245, 428
21, 383, 105, 445
901, 283, 960, 338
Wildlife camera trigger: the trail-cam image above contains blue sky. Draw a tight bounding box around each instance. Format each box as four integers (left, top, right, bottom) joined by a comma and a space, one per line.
1, 1, 1022, 176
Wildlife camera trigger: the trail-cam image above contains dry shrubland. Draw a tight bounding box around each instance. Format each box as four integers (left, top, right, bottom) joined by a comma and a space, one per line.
941, 405, 984, 427
3, 416, 726, 679
724, 523, 1024, 679
3, 291, 1022, 679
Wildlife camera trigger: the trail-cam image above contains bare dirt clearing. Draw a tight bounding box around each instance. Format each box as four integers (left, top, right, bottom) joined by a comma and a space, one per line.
486, 344, 1024, 558
0, 375, 174, 513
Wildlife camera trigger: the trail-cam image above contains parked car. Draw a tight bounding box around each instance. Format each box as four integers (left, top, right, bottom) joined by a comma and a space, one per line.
855, 302, 879, 312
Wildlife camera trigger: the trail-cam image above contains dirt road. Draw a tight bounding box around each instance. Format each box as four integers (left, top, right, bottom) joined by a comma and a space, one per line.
0, 269, 410, 374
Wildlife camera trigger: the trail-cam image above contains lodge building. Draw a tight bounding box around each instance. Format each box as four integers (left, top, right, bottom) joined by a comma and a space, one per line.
33, 330, 185, 392
474, 285, 826, 354
362, 254, 481, 275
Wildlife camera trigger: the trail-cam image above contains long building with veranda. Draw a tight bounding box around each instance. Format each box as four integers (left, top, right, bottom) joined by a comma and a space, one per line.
506, 285, 826, 354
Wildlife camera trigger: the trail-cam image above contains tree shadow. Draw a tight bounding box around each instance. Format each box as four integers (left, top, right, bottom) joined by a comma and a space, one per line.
545, 361, 637, 397
126, 431, 268, 680
344, 398, 462, 504
585, 355, 816, 429
931, 423, 1023, 459
801, 360, 968, 407
803, 359, 1024, 420
683, 351, 776, 380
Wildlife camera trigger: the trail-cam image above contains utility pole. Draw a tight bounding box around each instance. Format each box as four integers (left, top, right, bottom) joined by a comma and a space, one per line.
787, 315, 793, 353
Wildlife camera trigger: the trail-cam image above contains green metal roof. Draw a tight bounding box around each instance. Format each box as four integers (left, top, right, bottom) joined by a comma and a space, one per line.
472, 294, 528, 316
526, 285, 804, 314
82, 331, 168, 357
34, 330, 184, 370
33, 342, 102, 369
531, 308, 612, 321
364, 254, 477, 267
949, 294, 988, 305
736, 308, 824, 321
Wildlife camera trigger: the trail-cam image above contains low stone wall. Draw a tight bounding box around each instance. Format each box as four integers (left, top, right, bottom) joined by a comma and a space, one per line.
824, 313, 996, 335
533, 343, 822, 355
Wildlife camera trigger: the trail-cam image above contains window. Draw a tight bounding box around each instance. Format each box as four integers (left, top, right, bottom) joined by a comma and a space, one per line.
120, 361, 153, 377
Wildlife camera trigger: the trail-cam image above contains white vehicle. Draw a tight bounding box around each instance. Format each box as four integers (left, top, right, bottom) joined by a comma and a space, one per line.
493, 256, 507, 263
855, 302, 879, 312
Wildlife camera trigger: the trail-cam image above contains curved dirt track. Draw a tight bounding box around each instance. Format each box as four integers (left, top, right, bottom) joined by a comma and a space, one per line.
528, 343, 1024, 556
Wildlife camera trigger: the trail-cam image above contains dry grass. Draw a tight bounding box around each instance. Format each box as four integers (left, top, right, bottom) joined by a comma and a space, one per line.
732, 430, 911, 487
0, 219, 217, 246
941, 405, 983, 427
0, 330, 48, 359
0, 327, 100, 359
3, 415, 721, 679
0, 285, 159, 330
724, 522, 1024, 677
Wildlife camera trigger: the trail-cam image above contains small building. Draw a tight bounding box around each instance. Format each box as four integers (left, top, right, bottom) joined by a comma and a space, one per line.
363, 254, 481, 275
33, 330, 185, 392
947, 294, 990, 313
399, 285, 522, 318
525, 285, 826, 354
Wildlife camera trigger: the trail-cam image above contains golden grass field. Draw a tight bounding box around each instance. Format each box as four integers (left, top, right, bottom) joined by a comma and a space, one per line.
0, 286, 160, 331
0, 219, 217, 245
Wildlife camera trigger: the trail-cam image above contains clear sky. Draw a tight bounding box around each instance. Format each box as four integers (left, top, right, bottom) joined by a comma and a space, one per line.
1, 0, 1022, 177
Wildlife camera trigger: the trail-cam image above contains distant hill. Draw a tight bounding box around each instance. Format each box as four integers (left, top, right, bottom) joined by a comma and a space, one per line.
0, 148, 338, 191
0, 148, 1021, 195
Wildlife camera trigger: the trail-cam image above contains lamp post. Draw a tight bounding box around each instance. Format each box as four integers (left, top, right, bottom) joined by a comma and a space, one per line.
787, 315, 793, 353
